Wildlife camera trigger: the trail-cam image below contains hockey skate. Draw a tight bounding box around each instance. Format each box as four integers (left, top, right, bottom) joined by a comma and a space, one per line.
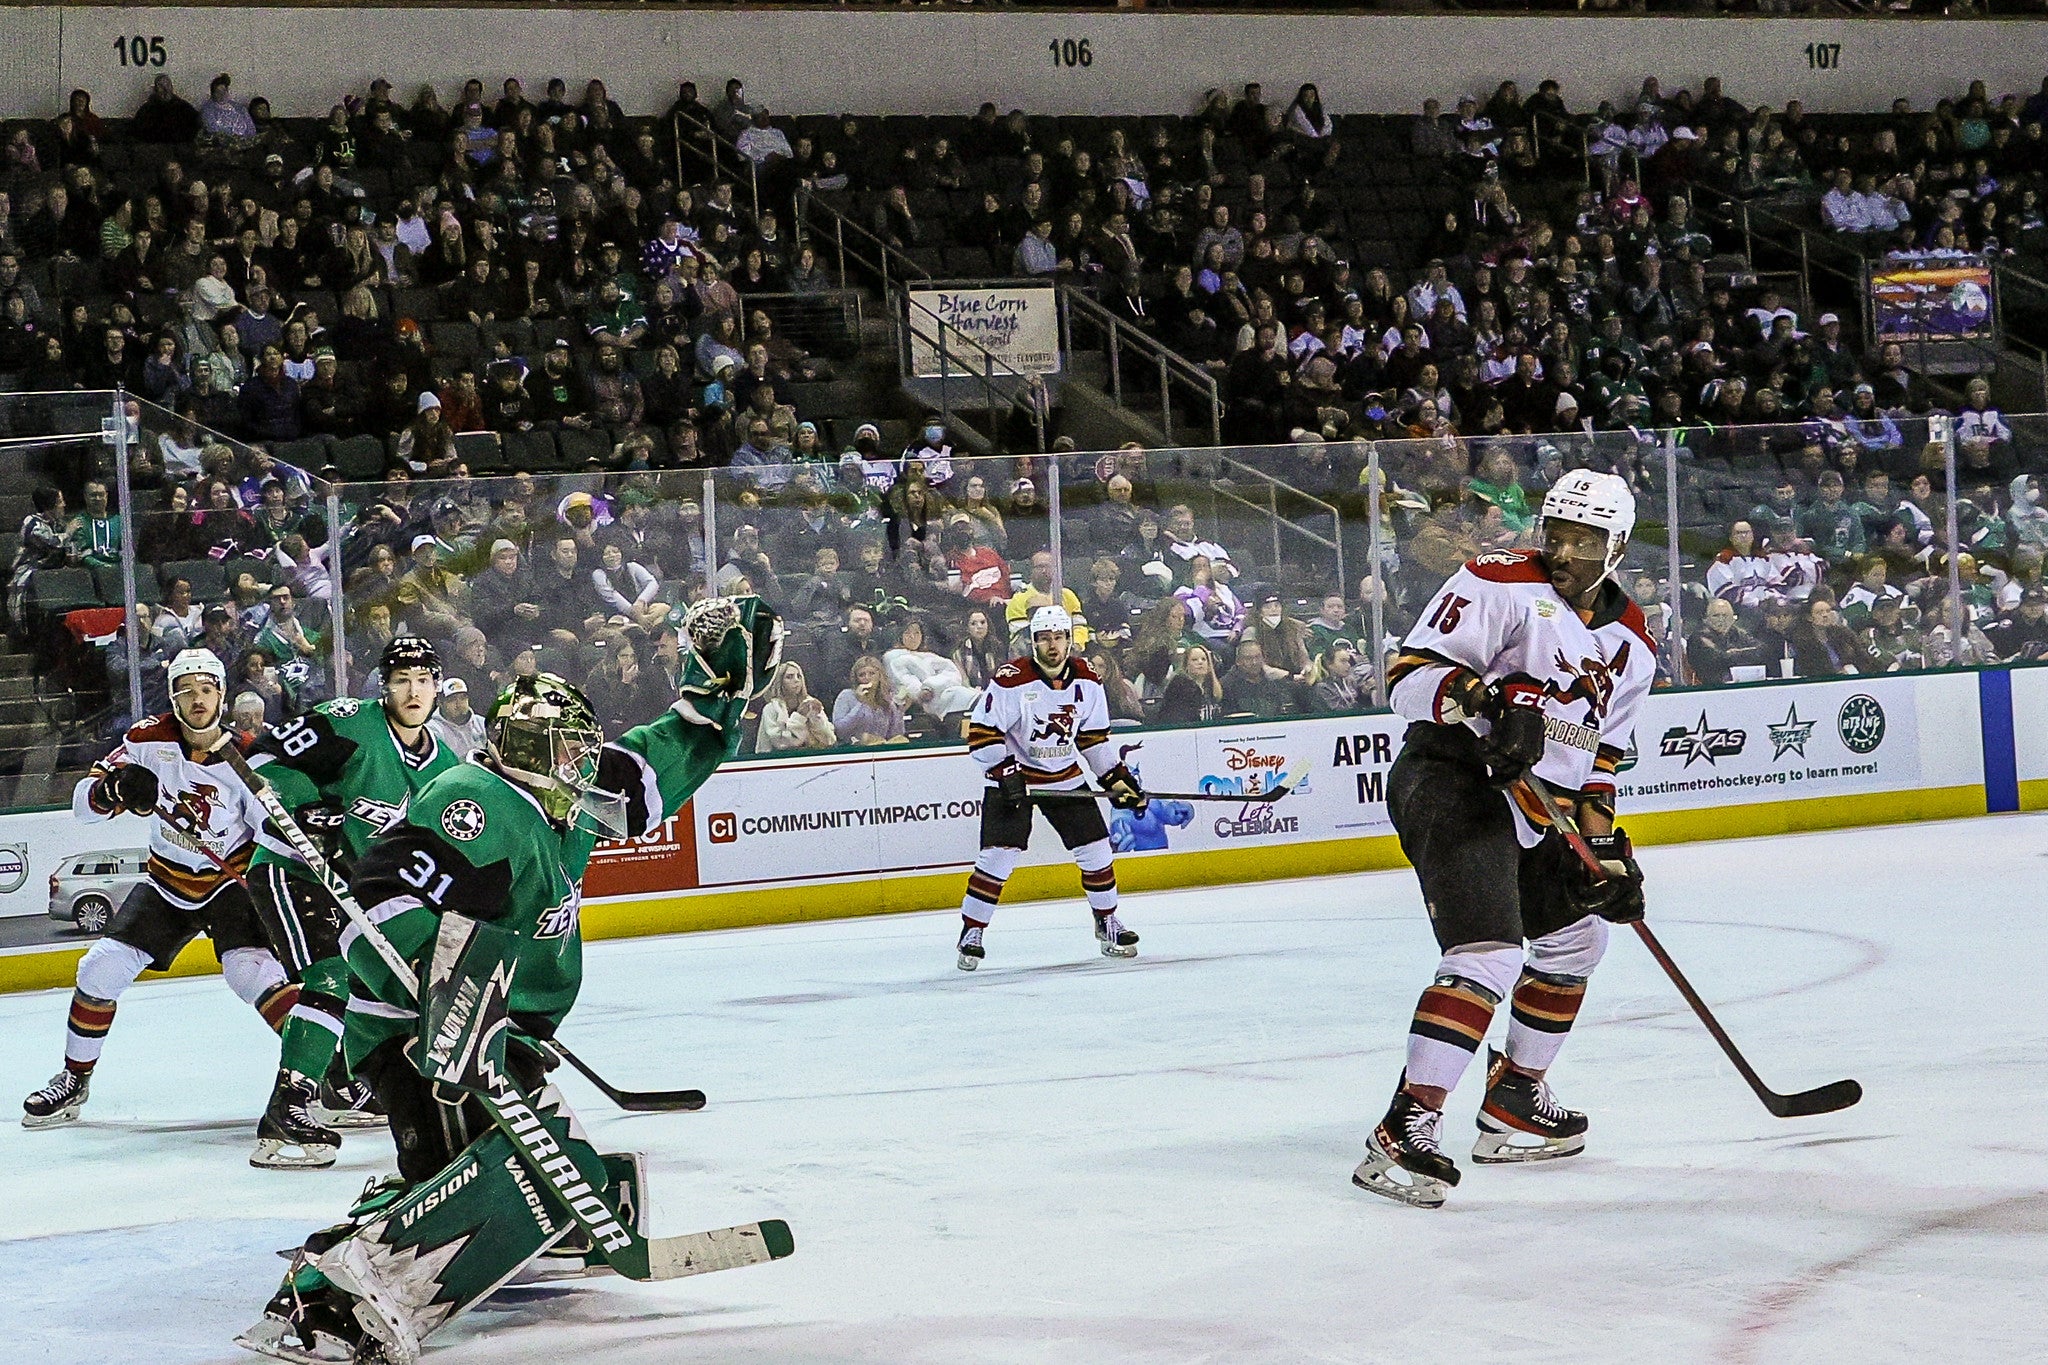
21, 1068, 89, 1128
252, 1072, 341, 1170
1352, 1084, 1460, 1209
1094, 912, 1138, 959
1472, 1048, 1587, 1163
235, 1270, 389, 1364
310, 1237, 423, 1365
956, 922, 985, 971
317, 1072, 386, 1131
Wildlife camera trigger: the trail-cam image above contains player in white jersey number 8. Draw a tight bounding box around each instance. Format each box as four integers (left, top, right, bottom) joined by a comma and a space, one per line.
954, 604, 1146, 970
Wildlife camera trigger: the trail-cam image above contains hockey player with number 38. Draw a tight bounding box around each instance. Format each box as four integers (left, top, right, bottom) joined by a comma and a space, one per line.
1351, 470, 1658, 1209
238, 597, 783, 1365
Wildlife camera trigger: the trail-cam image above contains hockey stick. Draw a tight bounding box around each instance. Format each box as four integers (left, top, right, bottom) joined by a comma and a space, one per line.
216, 739, 762, 1277
543, 1042, 705, 1113
1520, 771, 1862, 1119
1029, 758, 1313, 805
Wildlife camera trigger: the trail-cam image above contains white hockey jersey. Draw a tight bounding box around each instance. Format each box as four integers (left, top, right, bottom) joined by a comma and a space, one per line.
74, 715, 262, 909
965, 656, 1118, 792
1389, 550, 1657, 842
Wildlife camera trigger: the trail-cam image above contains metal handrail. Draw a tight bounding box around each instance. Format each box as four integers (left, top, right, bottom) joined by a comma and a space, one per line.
796, 185, 933, 299
896, 286, 1047, 453
669, 111, 762, 225
1215, 453, 1344, 593
1056, 284, 1223, 447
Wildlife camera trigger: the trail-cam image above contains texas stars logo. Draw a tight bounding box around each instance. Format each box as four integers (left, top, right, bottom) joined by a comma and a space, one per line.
439, 799, 487, 842
1768, 704, 1816, 760
1659, 712, 1747, 767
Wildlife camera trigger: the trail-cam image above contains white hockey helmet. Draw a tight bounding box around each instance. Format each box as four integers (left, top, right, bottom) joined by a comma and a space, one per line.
1028, 603, 1073, 639
167, 648, 226, 692
1539, 469, 1636, 581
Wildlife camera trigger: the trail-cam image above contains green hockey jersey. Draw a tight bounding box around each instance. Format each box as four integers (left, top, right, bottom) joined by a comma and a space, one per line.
249, 695, 463, 877
342, 704, 742, 1061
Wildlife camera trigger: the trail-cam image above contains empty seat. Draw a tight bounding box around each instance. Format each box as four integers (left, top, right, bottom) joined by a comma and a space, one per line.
499, 429, 559, 472
30, 568, 99, 612
163, 558, 227, 602
329, 434, 387, 482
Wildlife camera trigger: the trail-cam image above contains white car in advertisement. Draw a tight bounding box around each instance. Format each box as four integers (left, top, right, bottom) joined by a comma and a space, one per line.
46, 851, 147, 934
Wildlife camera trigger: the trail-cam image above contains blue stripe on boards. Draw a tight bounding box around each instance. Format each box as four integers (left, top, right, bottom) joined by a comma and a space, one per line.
1979, 669, 2018, 814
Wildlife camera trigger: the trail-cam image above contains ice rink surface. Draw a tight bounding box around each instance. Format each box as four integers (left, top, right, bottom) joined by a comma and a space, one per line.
2, 813, 2044, 1365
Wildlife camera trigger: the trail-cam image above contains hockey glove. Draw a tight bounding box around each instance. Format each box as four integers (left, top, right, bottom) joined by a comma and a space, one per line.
1101, 762, 1149, 815
96, 763, 161, 816
1568, 829, 1646, 924
1478, 705, 1547, 788
993, 760, 1028, 805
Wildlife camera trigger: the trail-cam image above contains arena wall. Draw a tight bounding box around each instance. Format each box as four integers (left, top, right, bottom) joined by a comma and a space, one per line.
0, 664, 2023, 995
2, 7, 2046, 121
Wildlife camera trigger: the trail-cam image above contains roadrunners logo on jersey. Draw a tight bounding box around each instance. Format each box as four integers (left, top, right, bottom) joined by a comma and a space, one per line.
1029, 703, 1080, 751
440, 799, 487, 842
1537, 643, 1630, 724
166, 782, 221, 839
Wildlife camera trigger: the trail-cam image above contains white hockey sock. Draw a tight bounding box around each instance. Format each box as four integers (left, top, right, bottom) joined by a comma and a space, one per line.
64, 939, 152, 1069
1403, 945, 1521, 1094
1073, 838, 1118, 914
960, 845, 1022, 925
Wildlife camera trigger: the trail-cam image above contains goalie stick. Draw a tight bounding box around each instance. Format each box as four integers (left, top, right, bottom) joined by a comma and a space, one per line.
1029, 758, 1313, 805
1521, 770, 1863, 1119
214, 739, 779, 1278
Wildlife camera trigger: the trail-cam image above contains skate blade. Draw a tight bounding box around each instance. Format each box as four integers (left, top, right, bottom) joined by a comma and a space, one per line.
1350, 1132, 1453, 1209
20, 1107, 82, 1129
320, 1108, 385, 1130
251, 1138, 340, 1170
1471, 1127, 1586, 1164
1097, 940, 1138, 959
956, 952, 981, 971
1351, 1157, 1449, 1209
233, 1317, 353, 1364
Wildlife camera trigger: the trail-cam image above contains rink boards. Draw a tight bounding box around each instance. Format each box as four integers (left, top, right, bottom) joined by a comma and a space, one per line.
0, 664, 2034, 993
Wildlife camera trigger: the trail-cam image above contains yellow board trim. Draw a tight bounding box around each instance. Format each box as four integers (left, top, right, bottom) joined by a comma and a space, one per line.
0, 783, 1995, 995
2019, 777, 2048, 812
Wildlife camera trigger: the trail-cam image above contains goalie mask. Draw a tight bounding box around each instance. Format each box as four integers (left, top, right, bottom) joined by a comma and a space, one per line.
484, 673, 606, 825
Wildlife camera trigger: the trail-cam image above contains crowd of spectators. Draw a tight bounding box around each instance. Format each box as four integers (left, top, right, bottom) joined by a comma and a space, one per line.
4, 66, 2048, 770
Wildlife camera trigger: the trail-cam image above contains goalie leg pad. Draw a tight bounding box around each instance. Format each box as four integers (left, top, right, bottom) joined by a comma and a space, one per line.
308, 1083, 608, 1352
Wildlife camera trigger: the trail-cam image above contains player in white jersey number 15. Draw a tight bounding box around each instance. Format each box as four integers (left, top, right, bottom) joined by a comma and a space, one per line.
953, 604, 1146, 970
1352, 470, 1659, 1209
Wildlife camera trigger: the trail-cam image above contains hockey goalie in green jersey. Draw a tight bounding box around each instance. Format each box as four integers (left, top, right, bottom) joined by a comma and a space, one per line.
238, 596, 783, 1365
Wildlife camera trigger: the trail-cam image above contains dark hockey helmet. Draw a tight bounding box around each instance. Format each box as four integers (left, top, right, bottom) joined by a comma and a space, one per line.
379, 634, 444, 685
484, 673, 605, 823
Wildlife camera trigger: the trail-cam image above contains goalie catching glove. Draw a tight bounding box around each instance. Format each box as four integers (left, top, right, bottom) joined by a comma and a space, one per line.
1566, 829, 1646, 923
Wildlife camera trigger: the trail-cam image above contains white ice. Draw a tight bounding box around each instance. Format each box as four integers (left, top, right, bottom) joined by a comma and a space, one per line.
2, 814, 2045, 1365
